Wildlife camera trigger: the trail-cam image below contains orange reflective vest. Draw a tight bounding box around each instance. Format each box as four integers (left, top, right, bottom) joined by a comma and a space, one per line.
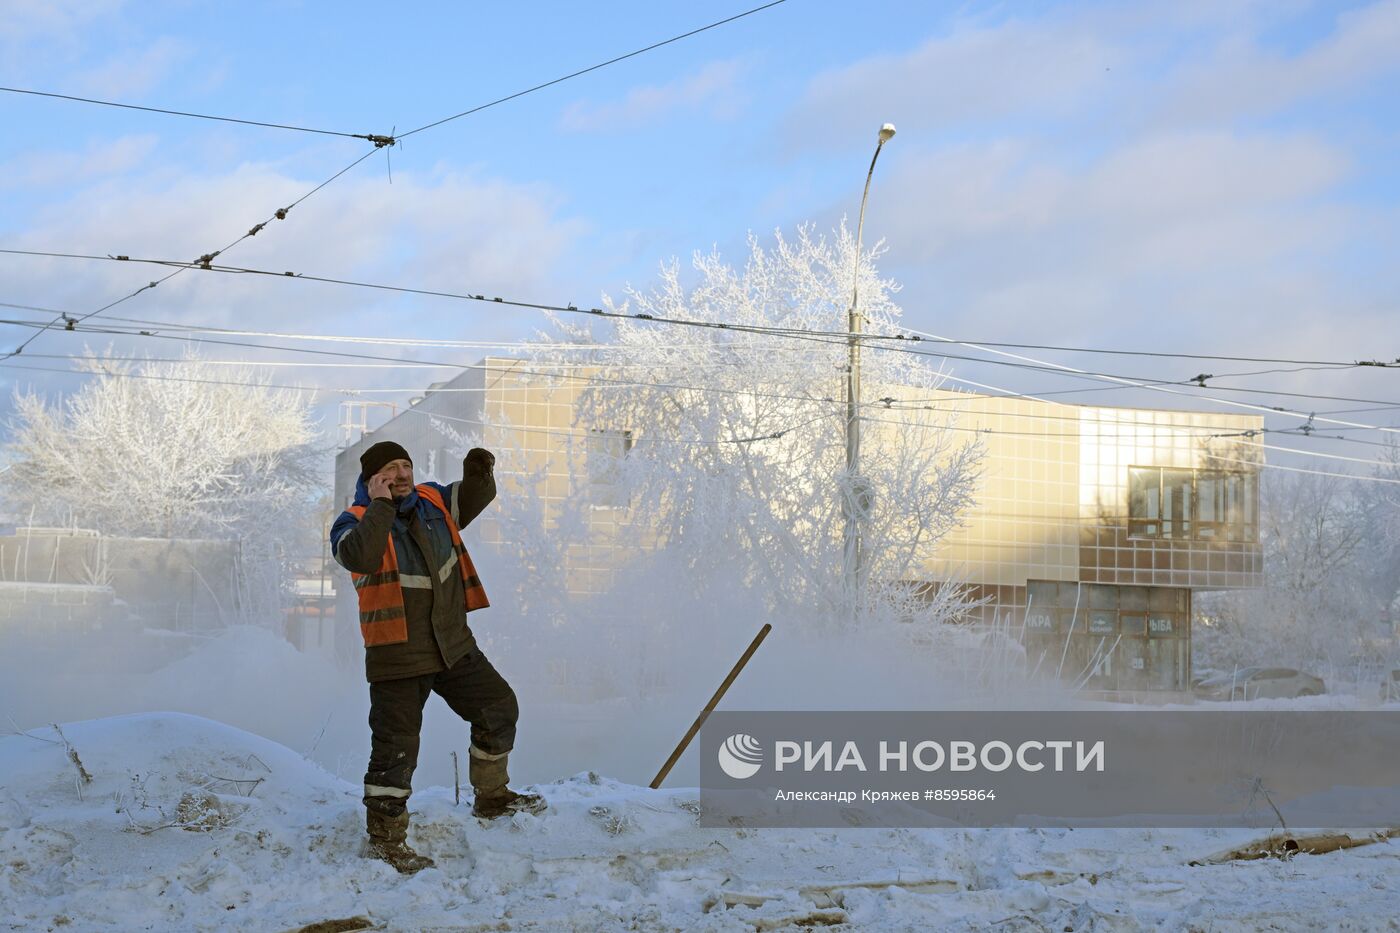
346, 484, 489, 647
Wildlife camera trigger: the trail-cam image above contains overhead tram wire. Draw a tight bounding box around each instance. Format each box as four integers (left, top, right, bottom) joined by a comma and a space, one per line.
850, 410, 1400, 481
0, 348, 1305, 438
0, 337, 1309, 439
31, 248, 1400, 410
0, 86, 392, 142
15, 6, 1390, 434
0, 320, 1319, 433
0, 358, 828, 448
1, 304, 1370, 383
394, 0, 789, 140
877, 386, 1400, 451
1, 305, 834, 355
6, 319, 1399, 469
8, 300, 1394, 375
0, 317, 873, 402
113, 262, 1400, 407
858, 358, 1400, 461
828, 330, 1400, 458
0, 334, 860, 407
0, 350, 847, 370
17, 338, 1394, 481
4, 247, 1400, 444
1, 1, 792, 147
3, 1, 792, 364
824, 330, 1399, 370
8, 304, 1400, 422
897, 325, 1400, 439
1194, 452, 1400, 487
0, 145, 386, 362
0, 358, 1321, 454
0, 302, 1313, 402
10, 354, 1400, 478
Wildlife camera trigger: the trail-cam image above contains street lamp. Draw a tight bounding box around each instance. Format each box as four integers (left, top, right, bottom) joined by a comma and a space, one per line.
843, 122, 895, 611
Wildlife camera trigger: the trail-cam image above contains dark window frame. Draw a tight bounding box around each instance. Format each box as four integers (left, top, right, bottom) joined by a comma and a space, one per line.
1128, 466, 1259, 543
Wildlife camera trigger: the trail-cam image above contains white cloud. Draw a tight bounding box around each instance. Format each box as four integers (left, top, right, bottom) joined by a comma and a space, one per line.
1083, 133, 1346, 221
869, 130, 1356, 344
73, 34, 191, 98
1, 160, 591, 362
786, 18, 1121, 150
777, 1, 1398, 402
559, 59, 746, 133
1159, 0, 1400, 126
784, 2, 1400, 149
0, 0, 122, 42
0, 134, 159, 191
0, 159, 595, 436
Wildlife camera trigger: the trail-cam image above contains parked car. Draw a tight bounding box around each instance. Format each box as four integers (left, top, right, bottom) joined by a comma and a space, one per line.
1190, 668, 1222, 689
1193, 667, 1326, 701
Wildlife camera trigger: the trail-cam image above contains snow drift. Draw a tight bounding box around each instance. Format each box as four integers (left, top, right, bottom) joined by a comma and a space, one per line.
2, 712, 1397, 931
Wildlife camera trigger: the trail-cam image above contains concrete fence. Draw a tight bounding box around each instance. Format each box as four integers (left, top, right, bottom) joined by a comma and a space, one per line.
0, 528, 239, 631
0, 581, 117, 631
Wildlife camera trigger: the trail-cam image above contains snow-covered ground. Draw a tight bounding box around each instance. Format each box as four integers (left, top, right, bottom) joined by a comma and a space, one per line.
2, 712, 1397, 932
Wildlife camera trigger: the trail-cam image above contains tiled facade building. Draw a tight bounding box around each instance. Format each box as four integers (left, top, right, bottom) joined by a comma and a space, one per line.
871, 389, 1262, 695
334, 359, 1264, 694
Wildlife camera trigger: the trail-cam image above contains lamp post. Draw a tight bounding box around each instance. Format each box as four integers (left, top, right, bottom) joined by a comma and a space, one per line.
843, 122, 896, 611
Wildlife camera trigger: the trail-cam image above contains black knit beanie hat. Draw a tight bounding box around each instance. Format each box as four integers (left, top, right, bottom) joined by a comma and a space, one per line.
359, 441, 412, 481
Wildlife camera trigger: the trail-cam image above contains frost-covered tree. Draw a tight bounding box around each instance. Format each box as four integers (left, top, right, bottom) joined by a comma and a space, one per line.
4, 352, 322, 619
1356, 442, 1400, 630
424, 413, 578, 628
1196, 468, 1394, 680
532, 225, 982, 632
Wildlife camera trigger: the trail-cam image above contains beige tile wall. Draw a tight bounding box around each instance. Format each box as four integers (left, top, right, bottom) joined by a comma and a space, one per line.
469, 362, 1264, 599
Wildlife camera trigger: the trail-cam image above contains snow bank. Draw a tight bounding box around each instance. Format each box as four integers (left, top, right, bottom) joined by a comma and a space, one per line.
2, 713, 1397, 931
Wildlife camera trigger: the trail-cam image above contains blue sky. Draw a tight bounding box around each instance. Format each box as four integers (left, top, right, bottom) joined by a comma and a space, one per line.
2, 0, 1399, 458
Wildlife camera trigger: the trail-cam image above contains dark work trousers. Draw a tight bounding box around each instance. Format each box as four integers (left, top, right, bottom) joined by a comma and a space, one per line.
363, 648, 519, 816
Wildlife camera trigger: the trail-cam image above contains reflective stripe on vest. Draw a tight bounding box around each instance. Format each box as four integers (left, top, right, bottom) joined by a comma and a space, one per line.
415, 484, 489, 612
345, 483, 489, 648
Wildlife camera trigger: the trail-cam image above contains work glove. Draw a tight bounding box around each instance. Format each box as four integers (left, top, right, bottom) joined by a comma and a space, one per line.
464, 448, 496, 478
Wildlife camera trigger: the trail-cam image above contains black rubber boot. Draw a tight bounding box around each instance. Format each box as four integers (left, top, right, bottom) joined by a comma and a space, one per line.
469, 749, 547, 820
366, 809, 436, 874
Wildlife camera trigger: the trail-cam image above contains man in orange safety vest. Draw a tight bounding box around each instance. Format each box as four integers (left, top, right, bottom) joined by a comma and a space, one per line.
330, 441, 545, 874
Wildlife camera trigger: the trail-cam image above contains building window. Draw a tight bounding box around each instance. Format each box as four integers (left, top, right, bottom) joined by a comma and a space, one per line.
586, 429, 633, 508
1128, 466, 1258, 542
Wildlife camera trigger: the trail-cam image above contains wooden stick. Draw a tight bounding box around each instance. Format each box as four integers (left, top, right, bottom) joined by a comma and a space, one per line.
650, 623, 772, 789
